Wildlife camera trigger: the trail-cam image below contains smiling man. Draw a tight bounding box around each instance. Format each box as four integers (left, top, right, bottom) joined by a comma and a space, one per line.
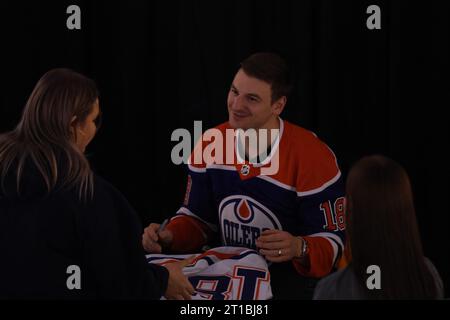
143, 53, 346, 299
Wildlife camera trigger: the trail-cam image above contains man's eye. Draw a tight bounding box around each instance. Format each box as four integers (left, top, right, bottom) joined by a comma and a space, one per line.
231, 88, 238, 95
248, 96, 258, 102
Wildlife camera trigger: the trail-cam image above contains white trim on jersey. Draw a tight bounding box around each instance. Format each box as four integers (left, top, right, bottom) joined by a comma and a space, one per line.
176, 206, 218, 232
325, 143, 341, 177
235, 117, 284, 167
306, 232, 344, 265
307, 232, 344, 249
296, 170, 342, 197
256, 169, 341, 198
256, 175, 297, 192
207, 164, 236, 171
188, 164, 207, 173
189, 163, 237, 173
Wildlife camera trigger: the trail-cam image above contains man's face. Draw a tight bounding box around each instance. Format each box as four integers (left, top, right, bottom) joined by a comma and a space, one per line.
227, 69, 284, 130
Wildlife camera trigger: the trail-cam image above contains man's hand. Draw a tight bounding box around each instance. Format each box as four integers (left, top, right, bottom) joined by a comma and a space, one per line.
256, 229, 304, 263
142, 223, 174, 253
164, 256, 196, 300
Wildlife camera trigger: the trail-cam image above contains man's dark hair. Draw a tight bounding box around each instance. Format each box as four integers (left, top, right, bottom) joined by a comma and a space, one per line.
240, 52, 292, 103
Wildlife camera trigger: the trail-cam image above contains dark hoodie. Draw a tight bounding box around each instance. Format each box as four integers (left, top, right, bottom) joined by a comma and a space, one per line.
0, 159, 168, 299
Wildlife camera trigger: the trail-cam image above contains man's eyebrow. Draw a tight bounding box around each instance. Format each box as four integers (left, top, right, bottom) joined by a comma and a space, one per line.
231, 84, 262, 100
246, 93, 262, 100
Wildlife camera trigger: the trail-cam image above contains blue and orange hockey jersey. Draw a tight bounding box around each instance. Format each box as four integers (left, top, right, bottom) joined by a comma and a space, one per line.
165, 118, 345, 278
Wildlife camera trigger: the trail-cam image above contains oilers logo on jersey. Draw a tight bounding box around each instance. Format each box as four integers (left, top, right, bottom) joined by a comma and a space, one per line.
219, 195, 282, 249
170, 119, 346, 278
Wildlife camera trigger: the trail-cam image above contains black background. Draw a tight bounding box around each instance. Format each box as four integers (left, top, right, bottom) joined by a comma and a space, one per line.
1, 0, 449, 297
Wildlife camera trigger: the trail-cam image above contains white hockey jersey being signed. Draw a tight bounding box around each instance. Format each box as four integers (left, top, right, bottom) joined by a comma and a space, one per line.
146, 246, 272, 300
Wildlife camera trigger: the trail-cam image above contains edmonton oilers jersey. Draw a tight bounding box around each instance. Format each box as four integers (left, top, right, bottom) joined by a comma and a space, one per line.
173, 118, 345, 267
147, 246, 272, 300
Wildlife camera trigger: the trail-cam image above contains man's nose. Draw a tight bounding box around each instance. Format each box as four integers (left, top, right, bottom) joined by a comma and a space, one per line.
230, 95, 245, 111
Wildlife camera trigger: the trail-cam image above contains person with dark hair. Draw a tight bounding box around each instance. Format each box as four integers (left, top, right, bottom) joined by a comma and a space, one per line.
313, 155, 444, 299
0, 68, 194, 299
142, 53, 346, 299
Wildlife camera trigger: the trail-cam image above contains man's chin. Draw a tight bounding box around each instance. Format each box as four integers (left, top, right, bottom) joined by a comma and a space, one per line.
229, 117, 249, 130
229, 122, 247, 130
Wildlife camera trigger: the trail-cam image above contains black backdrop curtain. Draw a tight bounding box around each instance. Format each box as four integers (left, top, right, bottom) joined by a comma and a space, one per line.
1, 0, 449, 296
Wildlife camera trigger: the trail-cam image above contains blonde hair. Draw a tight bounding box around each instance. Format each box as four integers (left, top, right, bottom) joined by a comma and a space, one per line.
0, 68, 99, 200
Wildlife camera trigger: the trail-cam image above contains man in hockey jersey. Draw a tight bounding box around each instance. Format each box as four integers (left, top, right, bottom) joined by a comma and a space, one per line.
142, 53, 345, 299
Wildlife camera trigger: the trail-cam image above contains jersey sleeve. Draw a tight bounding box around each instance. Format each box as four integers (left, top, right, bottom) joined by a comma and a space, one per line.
293, 175, 346, 278
165, 135, 219, 252
291, 138, 346, 278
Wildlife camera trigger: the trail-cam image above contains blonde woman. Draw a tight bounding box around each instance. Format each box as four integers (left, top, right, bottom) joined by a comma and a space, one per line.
0, 69, 193, 299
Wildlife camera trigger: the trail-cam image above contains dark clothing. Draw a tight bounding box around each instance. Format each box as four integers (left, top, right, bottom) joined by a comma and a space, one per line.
313, 258, 444, 300
269, 262, 319, 300
0, 162, 168, 299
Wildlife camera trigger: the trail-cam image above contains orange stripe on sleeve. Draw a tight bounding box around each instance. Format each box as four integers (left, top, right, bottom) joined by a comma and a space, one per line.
292, 236, 334, 278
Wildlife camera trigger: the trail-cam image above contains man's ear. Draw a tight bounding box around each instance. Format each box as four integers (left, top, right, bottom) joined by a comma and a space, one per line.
272, 96, 287, 116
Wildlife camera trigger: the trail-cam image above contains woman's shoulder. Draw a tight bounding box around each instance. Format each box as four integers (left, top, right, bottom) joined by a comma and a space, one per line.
424, 257, 445, 299
313, 266, 365, 300
313, 268, 347, 299
91, 174, 133, 207
53, 173, 131, 214
92, 174, 118, 195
